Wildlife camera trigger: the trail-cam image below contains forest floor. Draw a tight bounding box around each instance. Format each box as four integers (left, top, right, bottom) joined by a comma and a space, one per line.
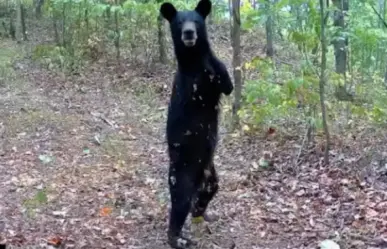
1, 26, 387, 249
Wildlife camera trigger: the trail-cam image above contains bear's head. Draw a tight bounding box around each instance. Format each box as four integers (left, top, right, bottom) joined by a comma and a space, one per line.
160, 0, 211, 50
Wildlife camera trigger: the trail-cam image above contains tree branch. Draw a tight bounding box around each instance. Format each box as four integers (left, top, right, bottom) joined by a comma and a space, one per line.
369, 3, 387, 29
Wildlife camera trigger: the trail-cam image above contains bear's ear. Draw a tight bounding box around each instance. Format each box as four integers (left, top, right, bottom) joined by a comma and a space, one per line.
195, 0, 211, 18
160, 2, 177, 22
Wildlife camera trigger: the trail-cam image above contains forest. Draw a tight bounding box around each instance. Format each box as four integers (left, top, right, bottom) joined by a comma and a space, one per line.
0, 0, 386, 248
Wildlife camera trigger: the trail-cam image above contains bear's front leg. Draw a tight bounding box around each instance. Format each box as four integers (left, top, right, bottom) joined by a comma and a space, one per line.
205, 56, 234, 95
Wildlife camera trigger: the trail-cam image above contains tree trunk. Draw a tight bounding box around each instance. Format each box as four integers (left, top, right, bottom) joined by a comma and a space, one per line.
384, 67, 387, 88
114, 0, 120, 64
232, 0, 242, 128
384, 0, 387, 87
319, 0, 330, 165
265, 0, 274, 58
21, 4, 27, 40
53, 17, 60, 45
62, 2, 66, 46
332, 0, 348, 75
379, 0, 385, 28
157, 13, 167, 64
9, 14, 16, 40
15, 0, 23, 42
35, 0, 44, 18
252, 0, 257, 9
228, 0, 233, 38
84, 1, 89, 42
332, 0, 352, 102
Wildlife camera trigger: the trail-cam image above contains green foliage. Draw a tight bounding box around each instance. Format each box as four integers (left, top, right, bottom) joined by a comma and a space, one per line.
10, 0, 387, 131
32, 0, 232, 72
239, 57, 317, 129
237, 0, 387, 134
23, 189, 48, 218
0, 43, 24, 87
240, 55, 387, 132
32, 44, 82, 71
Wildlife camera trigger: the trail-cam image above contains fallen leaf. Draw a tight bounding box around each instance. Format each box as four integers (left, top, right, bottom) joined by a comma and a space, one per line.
267, 127, 276, 135
242, 124, 250, 132
100, 207, 113, 217
251, 161, 259, 169
52, 210, 67, 217
309, 217, 315, 227
94, 135, 101, 145
47, 236, 62, 247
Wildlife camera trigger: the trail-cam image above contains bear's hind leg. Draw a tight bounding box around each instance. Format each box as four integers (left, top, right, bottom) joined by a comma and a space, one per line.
168, 164, 198, 249
191, 161, 219, 223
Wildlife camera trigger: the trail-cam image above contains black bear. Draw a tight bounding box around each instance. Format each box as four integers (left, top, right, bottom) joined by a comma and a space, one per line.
160, 0, 234, 248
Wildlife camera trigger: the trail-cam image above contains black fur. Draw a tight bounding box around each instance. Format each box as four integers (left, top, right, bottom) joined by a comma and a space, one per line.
160, 0, 233, 248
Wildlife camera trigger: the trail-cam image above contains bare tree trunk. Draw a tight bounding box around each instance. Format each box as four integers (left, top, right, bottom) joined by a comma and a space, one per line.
319, 0, 330, 165
62, 2, 66, 46
385, 0, 387, 87
384, 68, 387, 88
379, 0, 385, 28
34, 0, 44, 18
252, 0, 257, 9
114, 0, 120, 64
332, 0, 348, 75
51, 5, 60, 45
9, 12, 16, 40
265, 0, 274, 58
232, 0, 242, 129
84, 0, 89, 42
157, 14, 167, 64
21, 4, 27, 40
15, 0, 23, 42
53, 18, 60, 45
228, 0, 233, 38
332, 0, 352, 102
291, 5, 303, 52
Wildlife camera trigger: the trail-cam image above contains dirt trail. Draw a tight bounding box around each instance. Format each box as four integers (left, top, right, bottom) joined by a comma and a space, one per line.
1, 41, 387, 249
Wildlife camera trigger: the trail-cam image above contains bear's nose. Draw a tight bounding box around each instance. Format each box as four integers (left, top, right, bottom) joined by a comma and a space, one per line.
183, 29, 195, 40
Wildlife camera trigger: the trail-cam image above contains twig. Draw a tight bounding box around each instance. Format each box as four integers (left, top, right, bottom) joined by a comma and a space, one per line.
294, 124, 310, 168
100, 115, 115, 127
369, 3, 387, 28
90, 111, 116, 128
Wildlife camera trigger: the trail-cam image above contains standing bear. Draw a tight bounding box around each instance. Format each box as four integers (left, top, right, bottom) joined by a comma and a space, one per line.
160, 0, 234, 248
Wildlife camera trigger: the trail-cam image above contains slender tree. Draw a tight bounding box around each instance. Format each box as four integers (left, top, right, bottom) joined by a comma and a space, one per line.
319, 0, 330, 165
231, 0, 242, 128
265, 0, 274, 57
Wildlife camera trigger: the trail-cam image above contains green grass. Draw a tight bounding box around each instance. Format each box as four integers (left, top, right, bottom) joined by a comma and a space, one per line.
0, 40, 26, 88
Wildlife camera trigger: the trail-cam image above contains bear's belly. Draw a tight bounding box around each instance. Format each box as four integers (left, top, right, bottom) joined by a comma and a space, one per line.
167, 115, 218, 164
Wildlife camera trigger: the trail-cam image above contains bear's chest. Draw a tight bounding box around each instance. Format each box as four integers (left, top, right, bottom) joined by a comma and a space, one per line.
189, 73, 220, 106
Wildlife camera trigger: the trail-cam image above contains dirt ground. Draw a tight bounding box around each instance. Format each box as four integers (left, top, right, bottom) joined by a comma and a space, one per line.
1, 30, 387, 249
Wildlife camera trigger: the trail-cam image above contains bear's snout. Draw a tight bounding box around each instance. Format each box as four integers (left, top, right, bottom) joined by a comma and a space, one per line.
181, 21, 197, 47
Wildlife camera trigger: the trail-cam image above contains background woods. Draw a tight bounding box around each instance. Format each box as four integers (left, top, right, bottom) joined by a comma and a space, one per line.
1, 0, 387, 248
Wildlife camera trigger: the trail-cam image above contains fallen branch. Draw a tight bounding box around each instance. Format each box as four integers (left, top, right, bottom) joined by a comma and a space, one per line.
294, 124, 310, 169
